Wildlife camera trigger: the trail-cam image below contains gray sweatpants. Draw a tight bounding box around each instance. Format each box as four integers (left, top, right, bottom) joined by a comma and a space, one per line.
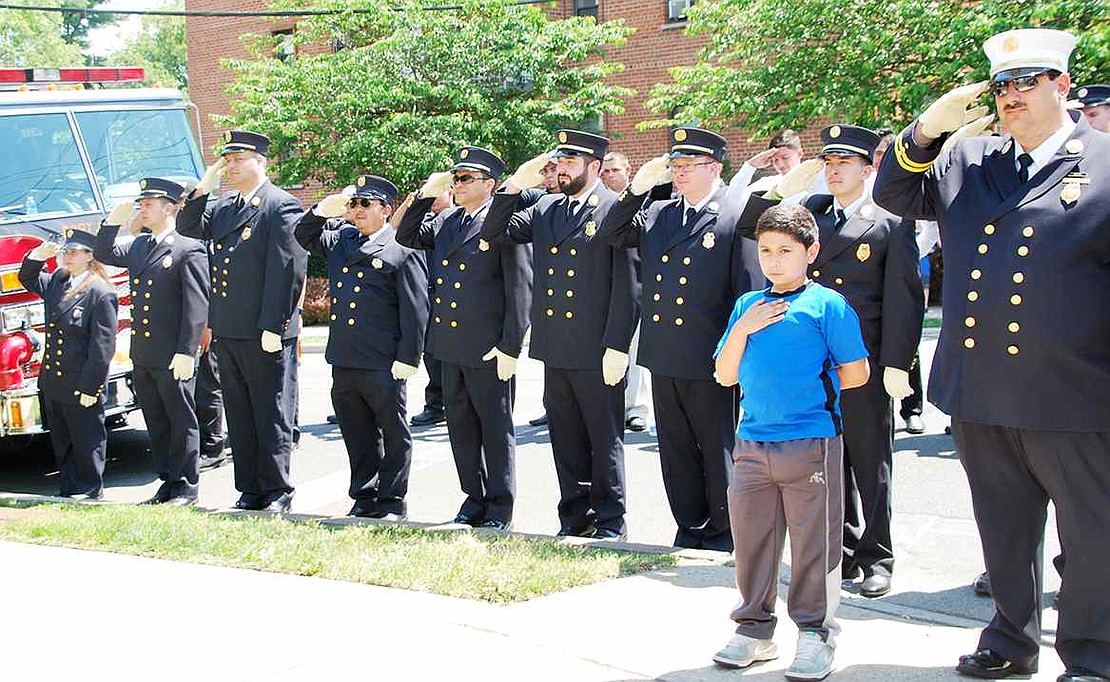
729, 436, 844, 644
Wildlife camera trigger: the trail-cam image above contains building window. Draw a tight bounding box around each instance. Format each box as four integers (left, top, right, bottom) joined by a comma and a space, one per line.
666, 0, 693, 22
574, 0, 599, 19
273, 29, 295, 62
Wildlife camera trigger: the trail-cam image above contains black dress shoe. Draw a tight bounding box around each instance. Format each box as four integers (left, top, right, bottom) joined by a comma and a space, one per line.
163, 495, 198, 507
139, 492, 170, 505
326, 414, 339, 424
528, 413, 548, 426
956, 649, 1037, 678
450, 514, 477, 526
261, 492, 293, 513
625, 415, 647, 432
368, 511, 406, 522
973, 571, 992, 597
349, 501, 378, 517
476, 519, 511, 531
234, 494, 264, 510
904, 414, 925, 434
410, 408, 446, 427
556, 524, 595, 538
860, 573, 892, 598
841, 561, 861, 581
1057, 669, 1110, 681
68, 491, 104, 501
591, 527, 627, 541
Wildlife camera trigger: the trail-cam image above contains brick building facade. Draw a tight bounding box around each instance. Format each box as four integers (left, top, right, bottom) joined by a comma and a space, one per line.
184, 0, 824, 197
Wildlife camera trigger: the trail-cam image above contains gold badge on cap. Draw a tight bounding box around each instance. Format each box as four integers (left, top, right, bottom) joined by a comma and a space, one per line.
702, 232, 716, 249
860, 204, 874, 219
223, 131, 232, 143
1003, 35, 1019, 52
857, 243, 871, 262
460, 149, 469, 159
357, 176, 366, 187
140, 179, 148, 189
1065, 139, 1084, 154
478, 239, 490, 252
829, 125, 841, 138
1078, 88, 1088, 98
250, 196, 261, 207
674, 129, 688, 142
372, 257, 383, 269
241, 227, 252, 241
65, 228, 74, 239
587, 195, 599, 207
585, 220, 597, 237
707, 201, 719, 213
558, 131, 568, 143
162, 255, 173, 269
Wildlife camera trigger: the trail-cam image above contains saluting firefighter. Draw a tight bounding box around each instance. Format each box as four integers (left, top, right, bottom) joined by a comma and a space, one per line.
875, 29, 1110, 682
397, 147, 532, 530
597, 127, 764, 551
178, 130, 307, 513
482, 130, 640, 540
740, 124, 923, 598
295, 176, 428, 521
95, 179, 209, 506
20, 229, 118, 500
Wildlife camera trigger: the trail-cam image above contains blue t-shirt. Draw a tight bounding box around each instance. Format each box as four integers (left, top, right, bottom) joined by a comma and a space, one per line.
715, 282, 868, 442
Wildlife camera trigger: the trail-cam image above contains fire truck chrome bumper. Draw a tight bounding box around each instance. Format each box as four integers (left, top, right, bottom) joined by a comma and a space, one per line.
0, 369, 136, 436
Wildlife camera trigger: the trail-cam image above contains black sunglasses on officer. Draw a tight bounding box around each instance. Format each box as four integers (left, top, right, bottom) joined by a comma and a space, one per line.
451, 172, 492, 185
347, 197, 387, 208
989, 68, 1061, 98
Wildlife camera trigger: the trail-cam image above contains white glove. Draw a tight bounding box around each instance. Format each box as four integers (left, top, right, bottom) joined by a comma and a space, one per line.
629, 155, 671, 195
481, 347, 518, 382
78, 393, 97, 408
940, 114, 996, 156
882, 367, 913, 400
391, 360, 418, 381
419, 171, 454, 199
169, 353, 195, 381
261, 330, 283, 353
194, 158, 227, 196
316, 193, 349, 218
770, 158, 824, 200
507, 151, 553, 191
28, 241, 59, 261
918, 81, 990, 140
601, 348, 629, 386
106, 200, 136, 226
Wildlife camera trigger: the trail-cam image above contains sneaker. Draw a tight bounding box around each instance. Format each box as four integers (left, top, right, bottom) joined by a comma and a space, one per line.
712, 632, 778, 668
786, 632, 834, 681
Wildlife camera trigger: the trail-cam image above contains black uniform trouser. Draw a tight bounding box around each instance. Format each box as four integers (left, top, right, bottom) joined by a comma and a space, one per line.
133, 365, 199, 498
652, 375, 735, 551
331, 366, 411, 515
215, 337, 296, 505
899, 352, 924, 420
954, 421, 1110, 677
544, 366, 626, 534
424, 354, 444, 413
840, 367, 895, 576
195, 346, 224, 456
43, 398, 106, 497
443, 362, 516, 524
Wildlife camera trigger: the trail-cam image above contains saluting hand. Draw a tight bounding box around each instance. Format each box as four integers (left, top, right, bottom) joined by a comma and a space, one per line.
735, 298, 789, 336
506, 151, 553, 192
28, 241, 59, 261
940, 114, 996, 155
106, 200, 136, 227
917, 81, 990, 141
194, 158, 227, 196
629, 155, 671, 195
770, 158, 824, 200
316, 193, 349, 219
746, 147, 778, 170
419, 172, 454, 199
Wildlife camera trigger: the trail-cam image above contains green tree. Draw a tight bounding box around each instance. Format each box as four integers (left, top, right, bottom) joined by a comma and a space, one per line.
60, 1, 121, 48
103, 1, 187, 90
218, 0, 634, 192
0, 2, 85, 66
644, 0, 1110, 137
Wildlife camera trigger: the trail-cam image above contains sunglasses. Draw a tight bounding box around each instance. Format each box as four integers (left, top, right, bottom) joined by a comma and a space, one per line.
990, 70, 1049, 98
452, 174, 490, 185
347, 197, 382, 208
670, 161, 716, 174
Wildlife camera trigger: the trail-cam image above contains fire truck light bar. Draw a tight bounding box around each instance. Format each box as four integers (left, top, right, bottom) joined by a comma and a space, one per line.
0, 67, 146, 85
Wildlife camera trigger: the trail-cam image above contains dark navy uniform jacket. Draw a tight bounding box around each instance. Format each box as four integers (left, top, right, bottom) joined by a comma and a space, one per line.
598, 184, 763, 381
95, 226, 209, 369
875, 113, 1110, 431
178, 181, 307, 340
19, 258, 118, 406
396, 196, 532, 368
482, 183, 640, 370
295, 214, 429, 371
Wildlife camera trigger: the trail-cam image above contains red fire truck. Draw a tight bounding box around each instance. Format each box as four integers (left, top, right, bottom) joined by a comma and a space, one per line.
0, 67, 205, 443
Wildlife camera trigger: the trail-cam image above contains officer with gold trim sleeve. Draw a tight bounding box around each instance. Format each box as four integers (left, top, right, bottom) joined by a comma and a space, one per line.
397, 147, 532, 530
874, 28, 1110, 682
296, 175, 428, 521
598, 127, 763, 550
482, 129, 640, 540
95, 178, 209, 506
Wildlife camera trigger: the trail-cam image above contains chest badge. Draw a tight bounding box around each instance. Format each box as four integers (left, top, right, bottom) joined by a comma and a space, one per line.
241, 227, 252, 241
857, 243, 871, 262
584, 220, 597, 237
162, 255, 173, 269
73, 305, 83, 320
702, 232, 716, 249
250, 196, 261, 207
372, 257, 383, 269
587, 195, 599, 208
478, 239, 490, 252
1060, 182, 1081, 205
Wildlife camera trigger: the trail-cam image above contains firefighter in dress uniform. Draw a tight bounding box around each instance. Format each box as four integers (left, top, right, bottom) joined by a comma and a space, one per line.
397, 147, 532, 530
874, 28, 1110, 682
19, 229, 118, 500
95, 178, 209, 505
177, 130, 307, 513
597, 127, 764, 550
481, 130, 640, 540
295, 175, 428, 521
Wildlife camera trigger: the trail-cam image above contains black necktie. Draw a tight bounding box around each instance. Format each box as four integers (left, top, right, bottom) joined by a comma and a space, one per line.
1017, 153, 1033, 184
566, 199, 577, 221
684, 207, 697, 227
835, 209, 847, 230
234, 193, 245, 210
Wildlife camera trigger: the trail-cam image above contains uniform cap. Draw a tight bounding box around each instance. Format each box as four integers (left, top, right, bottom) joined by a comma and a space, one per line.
669, 127, 727, 161
352, 175, 399, 204
219, 129, 271, 157
452, 146, 506, 179
551, 129, 610, 160
983, 29, 1076, 79
136, 177, 186, 202
818, 124, 881, 163
1070, 84, 1110, 109
61, 228, 97, 252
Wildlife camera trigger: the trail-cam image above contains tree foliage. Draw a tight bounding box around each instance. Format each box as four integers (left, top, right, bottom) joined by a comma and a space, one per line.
103, 1, 188, 90
217, 0, 634, 192
60, 1, 121, 48
0, 1, 86, 66
645, 0, 1110, 138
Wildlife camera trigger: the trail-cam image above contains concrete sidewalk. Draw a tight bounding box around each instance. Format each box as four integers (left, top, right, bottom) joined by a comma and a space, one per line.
0, 537, 1062, 681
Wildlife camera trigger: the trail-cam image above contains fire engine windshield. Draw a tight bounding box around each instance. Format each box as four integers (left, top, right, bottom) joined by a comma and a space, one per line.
0, 113, 98, 224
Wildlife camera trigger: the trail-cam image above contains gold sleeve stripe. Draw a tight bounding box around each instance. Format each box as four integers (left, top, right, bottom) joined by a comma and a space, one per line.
894, 134, 933, 174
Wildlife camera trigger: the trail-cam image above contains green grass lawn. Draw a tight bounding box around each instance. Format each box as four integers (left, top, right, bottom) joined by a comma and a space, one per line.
0, 504, 674, 603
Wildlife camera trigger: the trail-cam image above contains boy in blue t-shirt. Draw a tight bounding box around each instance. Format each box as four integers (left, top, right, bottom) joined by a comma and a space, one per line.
712, 204, 870, 681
